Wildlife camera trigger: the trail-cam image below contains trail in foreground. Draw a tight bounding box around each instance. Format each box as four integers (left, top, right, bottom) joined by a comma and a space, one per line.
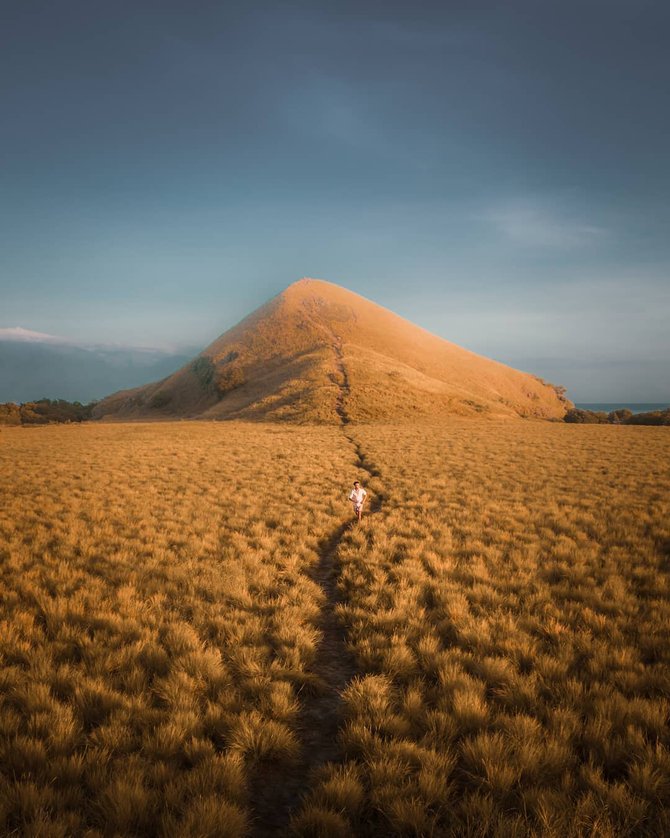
250, 339, 385, 835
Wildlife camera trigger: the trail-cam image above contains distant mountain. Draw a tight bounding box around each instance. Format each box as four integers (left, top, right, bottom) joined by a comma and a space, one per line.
0, 333, 192, 404
93, 278, 571, 422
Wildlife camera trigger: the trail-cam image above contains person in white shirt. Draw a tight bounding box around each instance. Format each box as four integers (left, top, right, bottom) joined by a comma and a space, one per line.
349, 480, 367, 522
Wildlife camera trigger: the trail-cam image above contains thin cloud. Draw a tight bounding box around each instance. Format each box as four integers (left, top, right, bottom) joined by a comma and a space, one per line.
484, 203, 609, 248
0, 327, 71, 344
0, 327, 183, 355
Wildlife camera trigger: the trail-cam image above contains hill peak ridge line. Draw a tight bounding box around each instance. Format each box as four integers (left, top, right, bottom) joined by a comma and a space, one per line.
279, 278, 426, 338
93, 277, 571, 423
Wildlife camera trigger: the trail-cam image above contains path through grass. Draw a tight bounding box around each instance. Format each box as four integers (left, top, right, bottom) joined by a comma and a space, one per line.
250, 338, 386, 833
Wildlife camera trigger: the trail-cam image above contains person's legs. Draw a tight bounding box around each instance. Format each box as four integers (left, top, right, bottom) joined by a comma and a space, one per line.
356, 503, 362, 522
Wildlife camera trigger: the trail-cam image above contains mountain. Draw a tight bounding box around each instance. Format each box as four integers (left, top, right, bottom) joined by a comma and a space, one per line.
0, 334, 192, 405
93, 278, 571, 423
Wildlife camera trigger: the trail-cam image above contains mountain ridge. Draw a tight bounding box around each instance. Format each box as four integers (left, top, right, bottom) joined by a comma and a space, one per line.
93, 278, 571, 423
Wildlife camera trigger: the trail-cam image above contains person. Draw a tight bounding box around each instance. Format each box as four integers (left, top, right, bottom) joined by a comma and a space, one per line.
349, 480, 367, 522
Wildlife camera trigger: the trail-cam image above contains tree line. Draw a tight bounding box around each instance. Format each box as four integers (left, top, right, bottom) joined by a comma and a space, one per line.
564, 407, 670, 425
0, 399, 95, 425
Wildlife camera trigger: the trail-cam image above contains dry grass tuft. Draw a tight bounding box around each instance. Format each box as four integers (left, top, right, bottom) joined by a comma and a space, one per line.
1, 418, 669, 836
296, 420, 670, 836
0, 421, 353, 835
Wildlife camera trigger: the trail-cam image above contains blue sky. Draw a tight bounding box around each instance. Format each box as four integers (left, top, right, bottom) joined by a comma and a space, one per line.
1, 0, 668, 400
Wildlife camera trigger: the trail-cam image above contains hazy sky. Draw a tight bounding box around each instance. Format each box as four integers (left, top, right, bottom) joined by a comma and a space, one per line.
1, 0, 668, 401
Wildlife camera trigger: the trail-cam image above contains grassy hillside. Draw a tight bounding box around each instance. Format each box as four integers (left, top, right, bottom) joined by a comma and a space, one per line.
93, 279, 570, 423
1, 421, 668, 836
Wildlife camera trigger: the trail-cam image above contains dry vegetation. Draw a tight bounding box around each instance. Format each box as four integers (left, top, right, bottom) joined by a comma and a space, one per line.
295, 421, 670, 837
1, 419, 669, 837
0, 422, 353, 836
94, 279, 568, 423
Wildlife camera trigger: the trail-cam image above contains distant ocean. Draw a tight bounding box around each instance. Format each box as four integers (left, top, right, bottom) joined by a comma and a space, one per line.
575, 403, 669, 414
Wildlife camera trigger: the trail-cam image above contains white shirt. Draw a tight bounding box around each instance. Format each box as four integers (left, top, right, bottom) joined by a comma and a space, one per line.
349, 487, 367, 504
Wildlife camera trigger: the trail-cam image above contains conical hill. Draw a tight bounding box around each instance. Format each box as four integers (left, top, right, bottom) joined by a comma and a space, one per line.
93, 278, 570, 422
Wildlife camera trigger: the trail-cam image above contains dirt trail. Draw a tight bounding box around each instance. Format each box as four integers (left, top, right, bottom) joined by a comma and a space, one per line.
250, 338, 384, 836
332, 337, 351, 427
249, 519, 357, 836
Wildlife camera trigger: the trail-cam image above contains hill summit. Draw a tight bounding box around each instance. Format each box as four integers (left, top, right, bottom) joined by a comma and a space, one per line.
93, 278, 571, 422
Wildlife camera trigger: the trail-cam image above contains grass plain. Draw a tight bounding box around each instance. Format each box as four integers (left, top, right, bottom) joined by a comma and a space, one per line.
295, 421, 670, 836
1, 420, 668, 837
0, 422, 353, 836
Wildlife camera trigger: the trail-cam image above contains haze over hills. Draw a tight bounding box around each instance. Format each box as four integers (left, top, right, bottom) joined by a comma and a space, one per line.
93, 279, 571, 423
0, 329, 191, 404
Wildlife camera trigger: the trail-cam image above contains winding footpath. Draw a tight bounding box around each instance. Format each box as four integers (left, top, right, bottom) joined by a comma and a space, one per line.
250, 337, 385, 836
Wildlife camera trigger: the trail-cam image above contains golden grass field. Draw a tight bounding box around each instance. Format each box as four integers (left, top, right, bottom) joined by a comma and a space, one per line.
1, 420, 669, 837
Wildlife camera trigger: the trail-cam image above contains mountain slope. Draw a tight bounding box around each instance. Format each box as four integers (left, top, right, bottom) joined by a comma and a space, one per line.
93, 278, 571, 422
